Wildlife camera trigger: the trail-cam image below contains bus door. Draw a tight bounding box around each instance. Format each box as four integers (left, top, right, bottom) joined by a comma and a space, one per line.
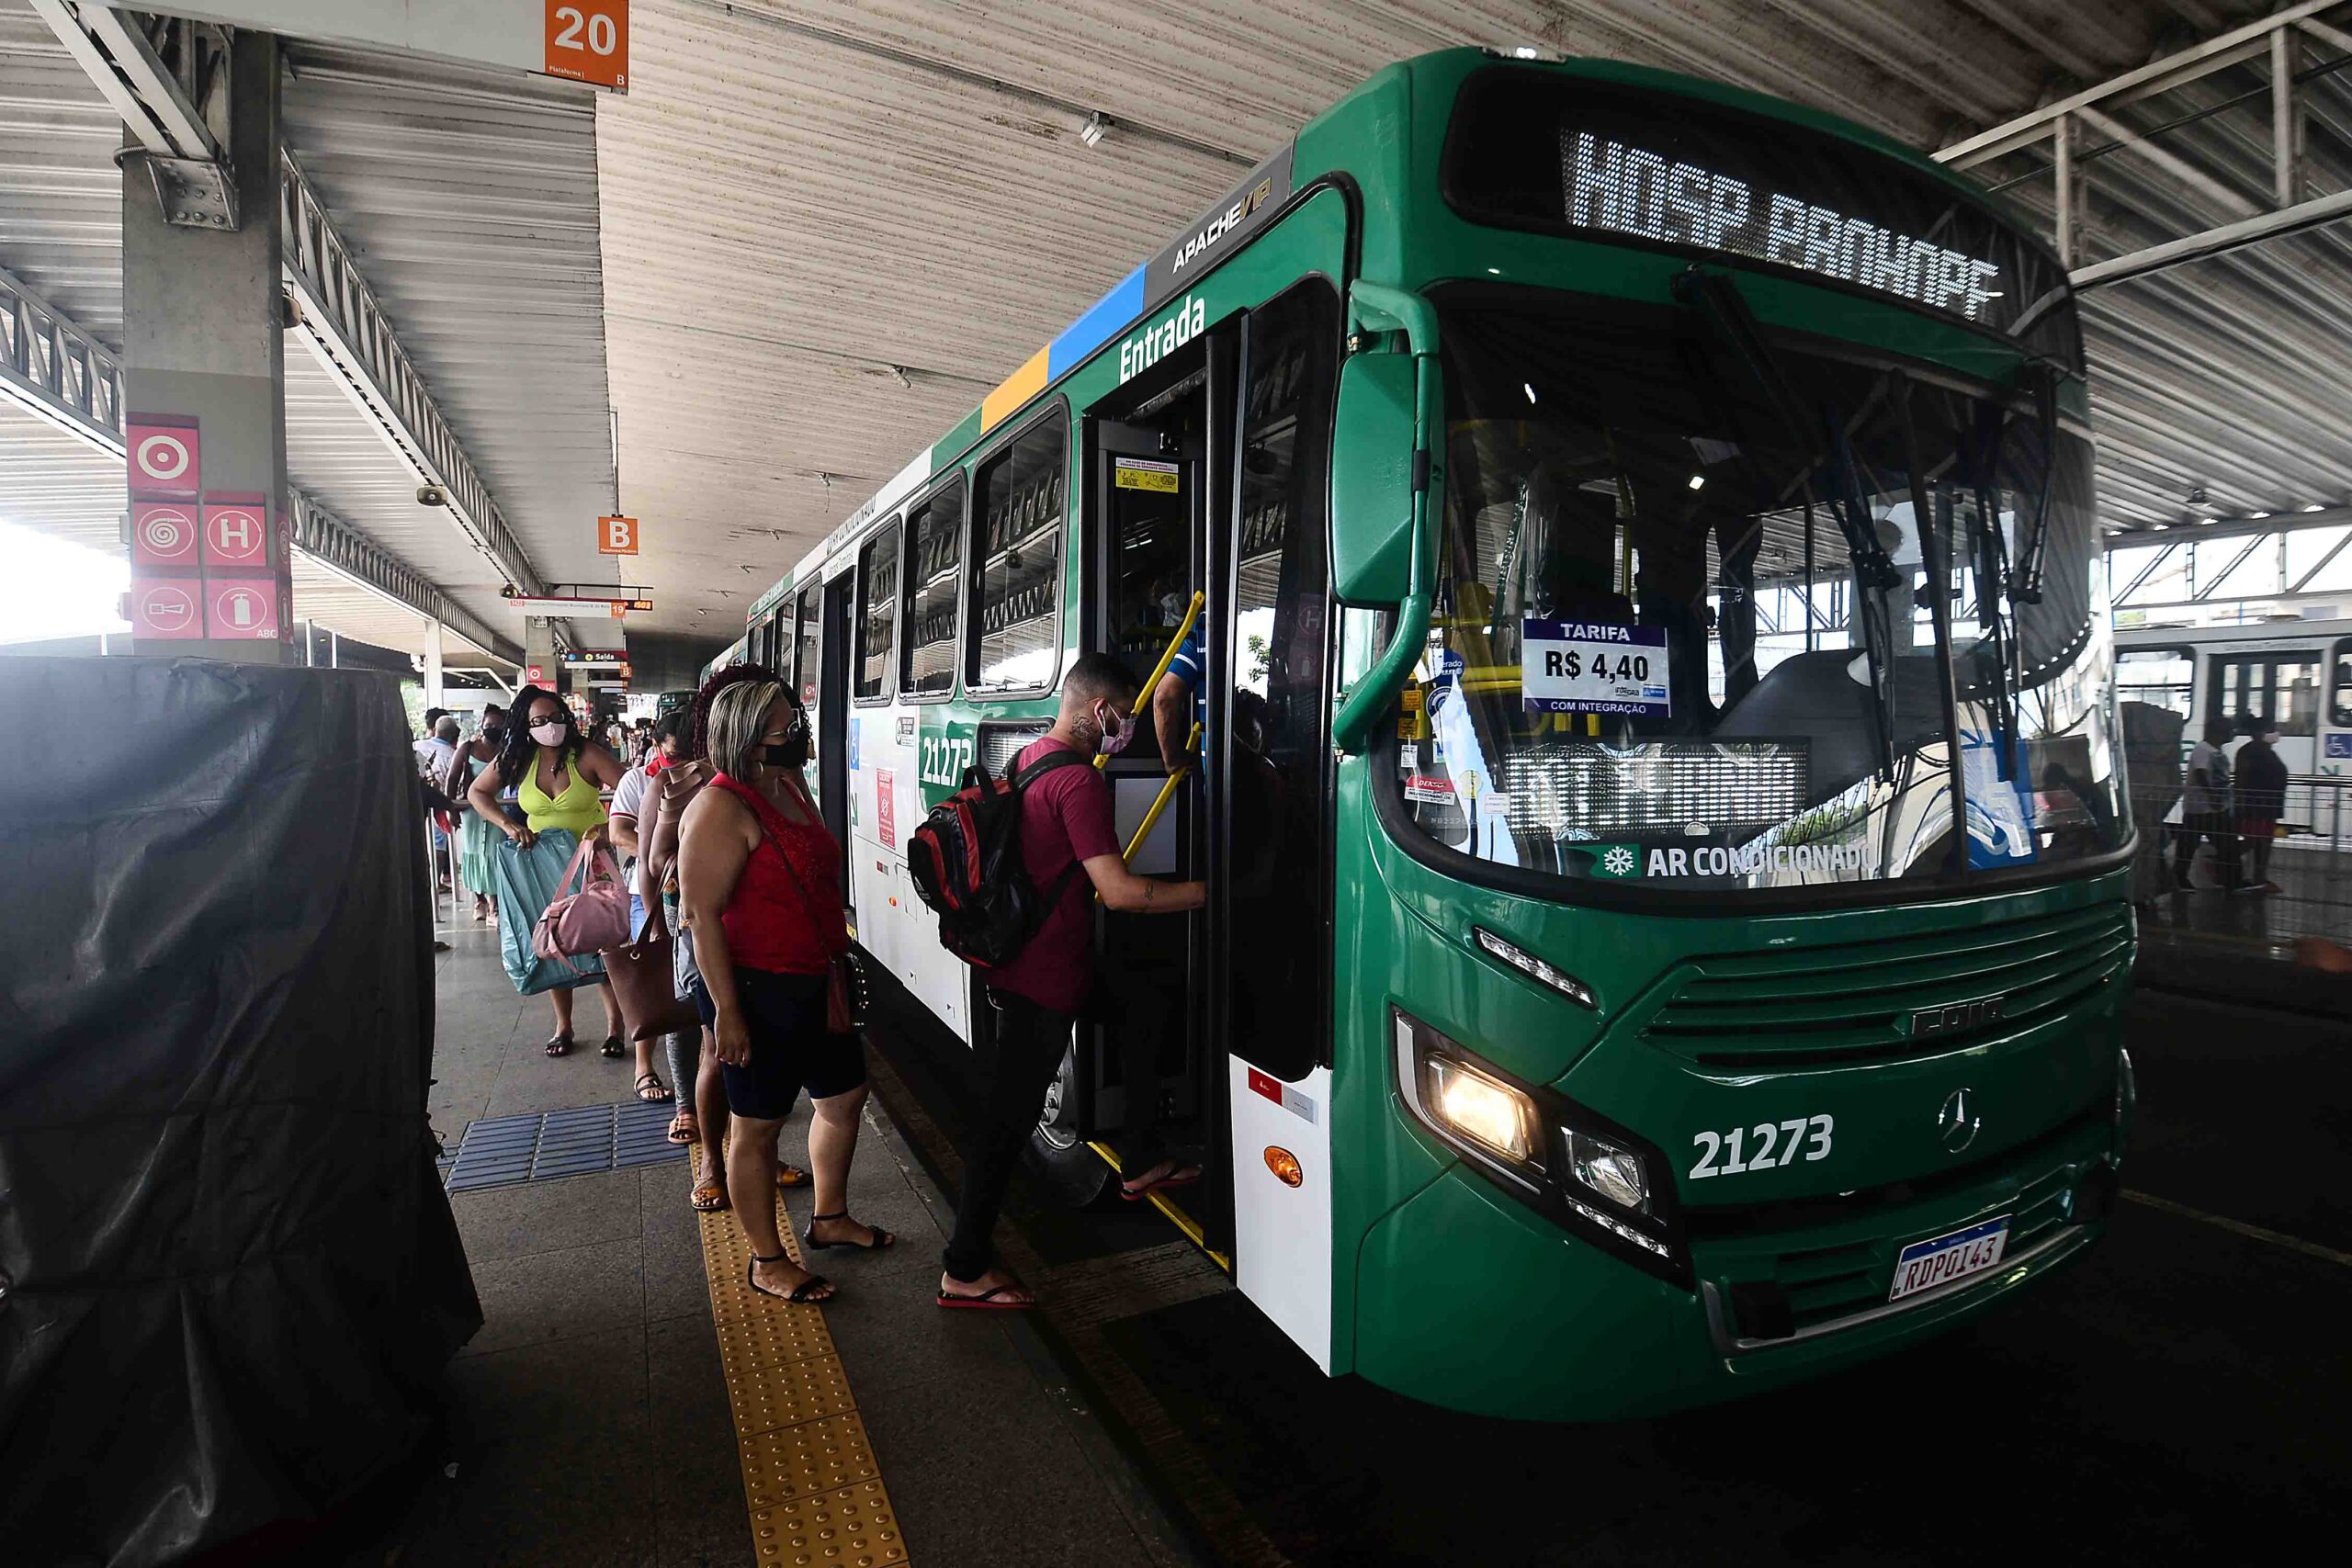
818, 571, 854, 912
1210, 281, 1343, 1360
1069, 331, 1220, 1221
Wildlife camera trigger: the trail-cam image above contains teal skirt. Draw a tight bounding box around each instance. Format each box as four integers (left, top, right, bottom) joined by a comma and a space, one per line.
492, 829, 608, 996
458, 807, 501, 897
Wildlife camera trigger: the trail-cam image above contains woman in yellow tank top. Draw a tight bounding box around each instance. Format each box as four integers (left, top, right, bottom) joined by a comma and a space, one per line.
468, 687, 640, 1063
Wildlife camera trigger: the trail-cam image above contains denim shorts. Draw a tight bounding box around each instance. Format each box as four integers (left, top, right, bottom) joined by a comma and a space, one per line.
689, 966, 863, 1119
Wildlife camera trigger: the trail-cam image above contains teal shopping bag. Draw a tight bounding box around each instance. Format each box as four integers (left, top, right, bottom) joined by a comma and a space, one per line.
492, 829, 608, 995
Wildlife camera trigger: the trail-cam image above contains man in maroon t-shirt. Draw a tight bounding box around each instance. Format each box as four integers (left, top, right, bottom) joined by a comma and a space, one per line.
939, 653, 1205, 1309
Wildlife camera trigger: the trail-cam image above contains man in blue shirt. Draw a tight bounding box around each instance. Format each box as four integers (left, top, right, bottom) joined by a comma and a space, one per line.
1153, 627, 1209, 773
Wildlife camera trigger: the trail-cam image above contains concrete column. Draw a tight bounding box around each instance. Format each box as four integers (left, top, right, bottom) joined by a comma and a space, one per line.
121, 31, 290, 662
423, 616, 445, 707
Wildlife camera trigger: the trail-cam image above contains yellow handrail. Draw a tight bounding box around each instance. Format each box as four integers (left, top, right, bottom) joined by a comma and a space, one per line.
1100, 590, 1205, 770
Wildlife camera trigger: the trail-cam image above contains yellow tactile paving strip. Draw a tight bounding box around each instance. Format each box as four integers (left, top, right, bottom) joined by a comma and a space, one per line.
699, 1192, 910, 1568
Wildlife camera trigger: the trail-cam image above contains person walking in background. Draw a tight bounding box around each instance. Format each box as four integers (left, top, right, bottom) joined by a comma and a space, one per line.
467, 687, 632, 1057
415, 711, 461, 896
2234, 722, 2289, 895
443, 705, 506, 923
679, 675, 891, 1305
610, 712, 693, 1110
2173, 715, 2244, 892
938, 654, 1204, 1311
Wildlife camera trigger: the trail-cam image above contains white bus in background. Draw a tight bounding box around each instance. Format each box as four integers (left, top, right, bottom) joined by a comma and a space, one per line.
2115, 617, 2352, 837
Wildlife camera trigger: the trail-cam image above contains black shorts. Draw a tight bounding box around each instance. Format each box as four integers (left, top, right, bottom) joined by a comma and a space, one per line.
690, 965, 864, 1120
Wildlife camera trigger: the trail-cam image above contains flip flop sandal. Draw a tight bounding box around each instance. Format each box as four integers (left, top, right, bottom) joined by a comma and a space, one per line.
600, 1034, 625, 1059
800, 1211, 896, 1252
776, 1163, 810, 1189
635, 1071, 674, 1102
666, 1111, 698, 1145
937, 1284, 1034, 1311
1120, 1164, 1203, 1201
544, 1032, 573, 1057
690, 1180, 729, 1213
748, 1254, 832, 1303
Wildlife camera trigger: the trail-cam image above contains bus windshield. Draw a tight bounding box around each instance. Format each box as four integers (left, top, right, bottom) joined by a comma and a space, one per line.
1394, 290, 2125, 897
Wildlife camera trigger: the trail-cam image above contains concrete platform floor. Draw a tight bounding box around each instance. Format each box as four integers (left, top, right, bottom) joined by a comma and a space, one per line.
339, 925, 1191, 1568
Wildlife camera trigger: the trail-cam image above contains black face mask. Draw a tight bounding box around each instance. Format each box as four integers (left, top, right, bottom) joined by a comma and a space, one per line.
760, 738, 808, 770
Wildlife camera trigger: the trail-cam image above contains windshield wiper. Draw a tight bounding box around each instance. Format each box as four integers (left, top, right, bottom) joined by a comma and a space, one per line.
1894, 375, 1974, 878
2009, 362, 2061, 605
1671, 267, 1901, 781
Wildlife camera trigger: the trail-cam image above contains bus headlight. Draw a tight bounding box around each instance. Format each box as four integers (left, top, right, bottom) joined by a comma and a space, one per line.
1568, 1130, 1651, 1216
1392, 1008, 1689, 1286
1427, 1054, 1538, 1165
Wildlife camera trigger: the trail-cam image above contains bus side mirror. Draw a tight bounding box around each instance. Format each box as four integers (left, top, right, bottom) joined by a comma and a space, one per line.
1329, 351, 1421, 606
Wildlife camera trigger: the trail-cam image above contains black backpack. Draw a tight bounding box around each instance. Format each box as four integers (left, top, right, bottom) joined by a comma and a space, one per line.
907, 749, 1090, 967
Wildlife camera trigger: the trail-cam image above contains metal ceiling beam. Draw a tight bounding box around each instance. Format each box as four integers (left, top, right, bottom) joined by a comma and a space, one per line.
277, 151, 546, 598
1936, 0, 2348, 168
2106, 505, 2352, 551
2071, 186, 2352, 288
288, 487, 517, 662
28, 0, 240, 228
0, 259, 124, 451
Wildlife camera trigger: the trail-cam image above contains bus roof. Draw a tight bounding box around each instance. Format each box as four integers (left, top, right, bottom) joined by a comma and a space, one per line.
765, 47, 2057, 607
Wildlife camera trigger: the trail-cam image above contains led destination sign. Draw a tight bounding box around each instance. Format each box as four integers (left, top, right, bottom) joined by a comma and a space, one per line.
1443, 69, 2074, 355
1564, 133, 2003, 322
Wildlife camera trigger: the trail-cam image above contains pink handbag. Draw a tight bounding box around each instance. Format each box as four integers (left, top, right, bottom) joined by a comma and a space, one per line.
532, 834, 632, 966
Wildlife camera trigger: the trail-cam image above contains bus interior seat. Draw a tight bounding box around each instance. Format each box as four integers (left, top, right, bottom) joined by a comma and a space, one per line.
1712, 649, 1950, 804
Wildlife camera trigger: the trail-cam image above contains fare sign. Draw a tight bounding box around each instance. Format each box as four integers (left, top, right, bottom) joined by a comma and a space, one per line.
1521, 619, 1672, 717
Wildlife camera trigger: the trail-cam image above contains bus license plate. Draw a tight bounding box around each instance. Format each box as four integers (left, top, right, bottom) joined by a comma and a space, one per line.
1888, 1216, 2010, 1302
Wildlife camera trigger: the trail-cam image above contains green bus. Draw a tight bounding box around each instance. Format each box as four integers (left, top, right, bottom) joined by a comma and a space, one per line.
716, 49, 2136, 1419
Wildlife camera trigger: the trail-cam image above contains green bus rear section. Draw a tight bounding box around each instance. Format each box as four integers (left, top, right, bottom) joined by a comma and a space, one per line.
718, 49, 2133, 1417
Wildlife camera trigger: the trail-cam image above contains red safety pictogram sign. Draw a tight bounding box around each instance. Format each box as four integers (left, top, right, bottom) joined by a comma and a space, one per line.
131, 502, 199, 566
201, 494, 269, 568
132, 575, 205, 639
597, 514, 639, 555
207, 577, 280, 640
126, 413, 200, 495
525, 664, 547, 685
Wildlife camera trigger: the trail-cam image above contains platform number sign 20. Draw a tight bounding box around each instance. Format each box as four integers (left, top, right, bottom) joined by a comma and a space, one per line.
545, 1, 628, 91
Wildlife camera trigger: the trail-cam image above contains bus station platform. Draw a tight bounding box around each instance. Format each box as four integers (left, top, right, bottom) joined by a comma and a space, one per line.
360, 924, 1193, 1568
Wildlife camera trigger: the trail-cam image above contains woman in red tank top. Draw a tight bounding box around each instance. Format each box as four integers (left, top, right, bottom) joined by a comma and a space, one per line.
679, 678, 893, 1305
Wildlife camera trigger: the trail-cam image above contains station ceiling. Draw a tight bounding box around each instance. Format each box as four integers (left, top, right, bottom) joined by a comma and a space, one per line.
5, 1, 2349, 658
599, 0, 2352, 640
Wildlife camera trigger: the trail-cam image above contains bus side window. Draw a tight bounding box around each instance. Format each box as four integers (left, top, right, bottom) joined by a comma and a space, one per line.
2215, 652, 2321, 738
902, 479, 965, 699
796, 586, 822, 710
2332, 638, 2352, 729
2116, 646, 2195, 719
969, 412, 1068, 696
856, 523, 901, 704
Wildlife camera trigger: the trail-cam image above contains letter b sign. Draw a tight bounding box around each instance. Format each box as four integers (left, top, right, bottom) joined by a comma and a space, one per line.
597, 514, 639, 555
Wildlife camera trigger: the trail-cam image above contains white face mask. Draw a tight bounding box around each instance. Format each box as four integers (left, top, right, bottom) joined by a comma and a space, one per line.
530, 721, 566, 747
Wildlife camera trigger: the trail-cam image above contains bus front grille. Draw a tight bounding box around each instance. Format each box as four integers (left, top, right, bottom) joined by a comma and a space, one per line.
1641, 905, 2133, 1064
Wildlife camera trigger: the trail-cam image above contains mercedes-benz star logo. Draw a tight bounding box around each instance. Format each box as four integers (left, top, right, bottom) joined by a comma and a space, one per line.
1938, 1088, 1981, 1154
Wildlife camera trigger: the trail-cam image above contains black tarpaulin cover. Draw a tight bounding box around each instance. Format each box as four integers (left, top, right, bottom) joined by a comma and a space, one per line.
0, 657, 481, 1565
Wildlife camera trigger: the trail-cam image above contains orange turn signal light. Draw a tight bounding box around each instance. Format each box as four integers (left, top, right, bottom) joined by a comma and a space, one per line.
1263, 1146, 1303, 1187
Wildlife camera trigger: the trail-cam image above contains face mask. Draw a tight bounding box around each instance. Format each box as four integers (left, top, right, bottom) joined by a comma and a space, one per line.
1094, 703, 1136, 756
530, 721, 566, 747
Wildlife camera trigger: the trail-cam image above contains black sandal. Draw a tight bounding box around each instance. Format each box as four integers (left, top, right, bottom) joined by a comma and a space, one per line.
544, 1032, 572, 1057
635, 1071, 673, 1102
600, 1033, 625, 1059
800, 1211, 895, 1252
747, 1253, 832, 1303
